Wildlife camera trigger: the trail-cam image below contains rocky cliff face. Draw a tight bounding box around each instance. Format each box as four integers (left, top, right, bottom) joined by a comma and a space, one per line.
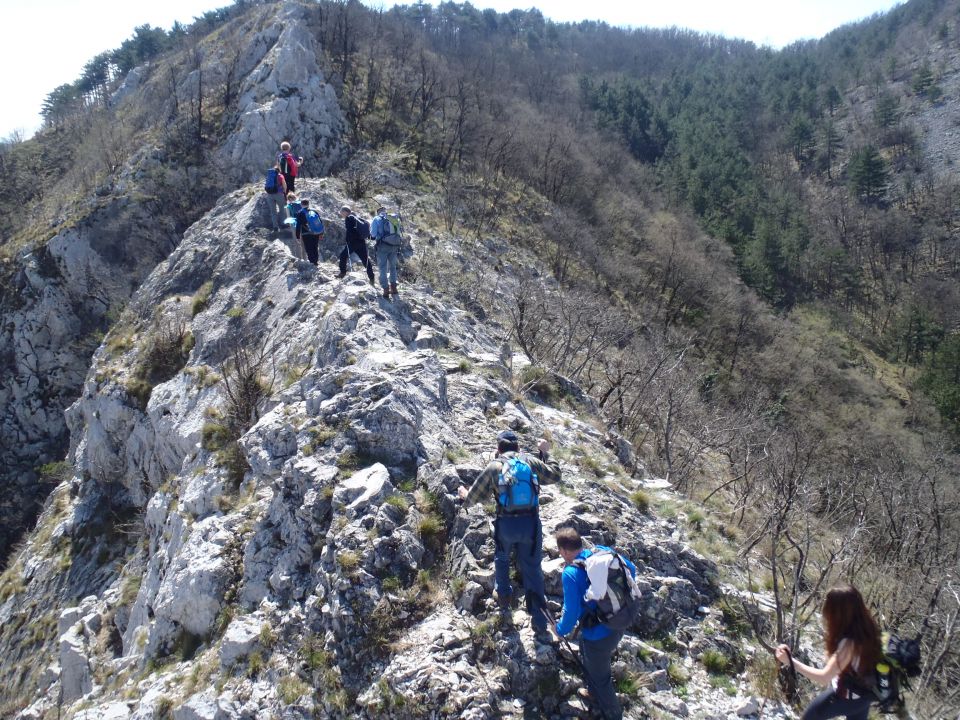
0, 180, 789, 720
0, 0, 345, 566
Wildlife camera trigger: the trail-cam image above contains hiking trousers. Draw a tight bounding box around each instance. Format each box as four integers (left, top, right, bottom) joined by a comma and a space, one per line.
301, 233, 321, 265
339, 239, 375, 281
801, 689, 872, 720
581, 629, 625, 720
493, 514, 547, 631
266, 192, 287, 230
376, 243, 399, 290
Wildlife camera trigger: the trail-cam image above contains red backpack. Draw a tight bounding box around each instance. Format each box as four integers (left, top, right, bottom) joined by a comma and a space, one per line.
278, 151, 299, 178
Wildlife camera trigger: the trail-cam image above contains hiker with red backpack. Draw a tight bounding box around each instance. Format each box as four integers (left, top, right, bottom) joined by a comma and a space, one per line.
552, 527, 640, 720
277, 141, 303, 194
337, 205, 375, 284
457, 430, 561, 645
294, 199, 325, 266
264, 164, 288, 231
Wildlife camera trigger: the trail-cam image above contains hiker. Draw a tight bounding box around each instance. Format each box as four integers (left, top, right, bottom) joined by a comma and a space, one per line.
457, 430, 560, 643
553, 527, 638, 720
264, 164, 288, 231
337, 205, 375, 284
371, 206, 401, 299
285, 193, 301, 225
277, 141, 302, 194
775, 585, 883, 720
295, 199, 324, 266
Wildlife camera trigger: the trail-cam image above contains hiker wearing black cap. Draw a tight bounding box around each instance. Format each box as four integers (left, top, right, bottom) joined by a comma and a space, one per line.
457, 430, 560, 643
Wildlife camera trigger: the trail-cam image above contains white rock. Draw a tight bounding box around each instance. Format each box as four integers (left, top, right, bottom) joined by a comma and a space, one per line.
59, 625, 92, 703
220, 615, 264, 668
332, 463, 393, 515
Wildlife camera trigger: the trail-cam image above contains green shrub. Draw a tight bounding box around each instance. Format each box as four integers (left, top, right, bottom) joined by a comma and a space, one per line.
191, 281, 213, 316
278, 675, 311, 704
667, 661, 688, 685
338, 551, 360, 573
385, 494, 410, 513
701, 648, 731, 674
202, 422, 231, 451
259, 623, 276, 649
630, 490, 650, 513
247, 650, 264, 677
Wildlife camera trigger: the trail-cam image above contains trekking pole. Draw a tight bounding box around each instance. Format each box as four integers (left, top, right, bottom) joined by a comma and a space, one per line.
540, 606, 614, 720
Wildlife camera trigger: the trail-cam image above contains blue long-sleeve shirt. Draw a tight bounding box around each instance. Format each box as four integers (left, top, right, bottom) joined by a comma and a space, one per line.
556, 546, 637, 641
371, 214, 388, 241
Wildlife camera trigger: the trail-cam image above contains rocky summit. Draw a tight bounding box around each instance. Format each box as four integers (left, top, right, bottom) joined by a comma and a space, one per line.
0, 179, 791, 719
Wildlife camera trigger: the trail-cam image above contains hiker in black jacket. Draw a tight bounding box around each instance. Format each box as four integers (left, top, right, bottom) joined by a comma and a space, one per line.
337, 205, 375, 283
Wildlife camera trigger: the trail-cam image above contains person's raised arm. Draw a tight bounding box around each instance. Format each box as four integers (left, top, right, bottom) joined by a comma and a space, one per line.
775, 643, 848, 687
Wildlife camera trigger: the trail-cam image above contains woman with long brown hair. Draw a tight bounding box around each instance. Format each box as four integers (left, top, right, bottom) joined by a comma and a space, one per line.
775, 585, 883, 720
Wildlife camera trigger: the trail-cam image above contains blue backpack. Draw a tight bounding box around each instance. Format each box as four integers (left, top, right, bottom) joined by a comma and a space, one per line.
497, 455, 539, 513
301, 209, 324, 234
264, 168, 281, 193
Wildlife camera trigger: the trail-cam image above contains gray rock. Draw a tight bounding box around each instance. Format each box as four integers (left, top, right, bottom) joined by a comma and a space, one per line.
219, 615, 263, 668
59, 625, 92, 703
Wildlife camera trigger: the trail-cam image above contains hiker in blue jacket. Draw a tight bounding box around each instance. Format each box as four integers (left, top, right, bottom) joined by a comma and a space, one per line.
294, 199, 324, 266
371, 206, 401, 299
554, 526, 637, 720
457, 430, 560, 643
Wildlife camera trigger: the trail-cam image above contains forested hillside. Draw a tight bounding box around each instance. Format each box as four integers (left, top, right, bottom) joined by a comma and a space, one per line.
0, 0, 958, 717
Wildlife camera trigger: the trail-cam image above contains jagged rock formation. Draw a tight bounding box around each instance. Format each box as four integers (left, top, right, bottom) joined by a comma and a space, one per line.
218, 2, 346, 183
0, 199, 175, 564
0, 180, 793, 719
0, 0, 345, 566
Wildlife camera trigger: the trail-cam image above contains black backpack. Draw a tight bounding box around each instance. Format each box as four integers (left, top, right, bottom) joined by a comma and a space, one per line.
875, 634, 921, 713
851, 634, 921, 713
351, 215, 370, 241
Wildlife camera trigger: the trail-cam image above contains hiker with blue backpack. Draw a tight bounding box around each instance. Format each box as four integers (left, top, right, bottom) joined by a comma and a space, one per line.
264, 164, 288, 231
457, 430, 561, 644
371, 206, 403, 299
337, 205, 375, 284
294, 199, 325, 266
552, 526, 641, 720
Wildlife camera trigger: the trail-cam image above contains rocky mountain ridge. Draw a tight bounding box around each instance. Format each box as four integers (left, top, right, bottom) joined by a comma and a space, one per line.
0, 0, 345, 566
0, 179, 792, 719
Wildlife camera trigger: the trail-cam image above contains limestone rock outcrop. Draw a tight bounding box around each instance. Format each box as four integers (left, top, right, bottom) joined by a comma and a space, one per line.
0, 178, 786, 719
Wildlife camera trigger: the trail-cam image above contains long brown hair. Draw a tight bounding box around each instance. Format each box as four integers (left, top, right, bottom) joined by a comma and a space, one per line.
822, 585, 882, 677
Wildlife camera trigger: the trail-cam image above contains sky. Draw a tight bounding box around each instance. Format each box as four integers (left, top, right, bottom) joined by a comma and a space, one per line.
0, 0, 904, 140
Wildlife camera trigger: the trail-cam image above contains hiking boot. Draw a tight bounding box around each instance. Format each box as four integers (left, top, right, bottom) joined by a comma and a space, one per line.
382, 287, 390, 300
390, 283, 399, 297
533, 627, 554, 646
336, 271, 346, 279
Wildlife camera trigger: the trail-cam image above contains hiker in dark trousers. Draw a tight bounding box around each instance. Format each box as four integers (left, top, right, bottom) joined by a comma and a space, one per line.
553, 527, 637, 720
337, 205, 375, 283
295, 199, 324, 266
457, 430, 560, 643
277, 141, 302, 194
775, 586, 882, 720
